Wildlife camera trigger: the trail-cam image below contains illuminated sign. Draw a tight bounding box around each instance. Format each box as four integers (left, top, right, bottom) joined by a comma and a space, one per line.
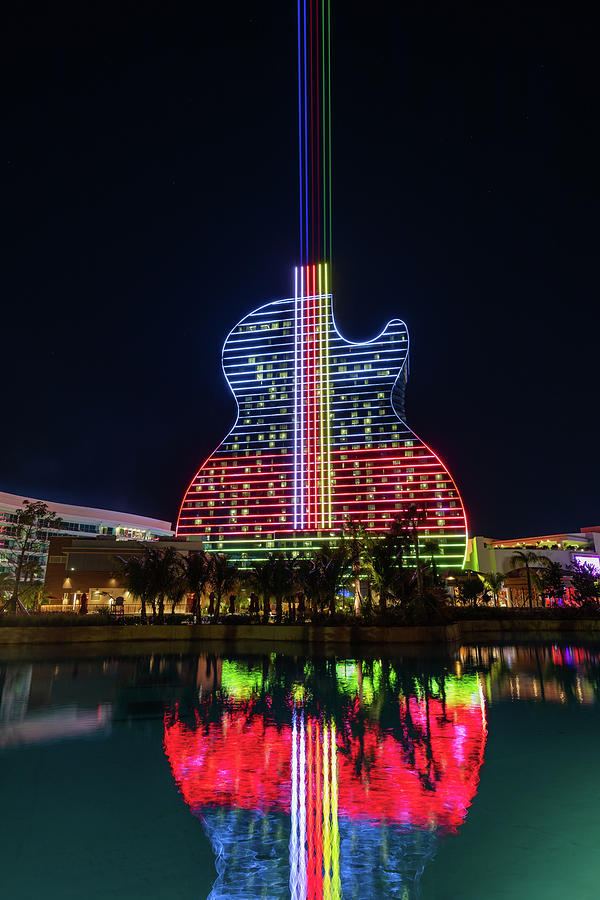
574, 555, 600, 574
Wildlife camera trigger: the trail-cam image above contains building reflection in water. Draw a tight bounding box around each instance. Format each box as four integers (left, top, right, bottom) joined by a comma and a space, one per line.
459, 643, 600, 705
164, 658, 488, 898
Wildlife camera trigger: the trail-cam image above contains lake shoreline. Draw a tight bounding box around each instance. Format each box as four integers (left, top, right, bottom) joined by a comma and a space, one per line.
1, 616, 600, 648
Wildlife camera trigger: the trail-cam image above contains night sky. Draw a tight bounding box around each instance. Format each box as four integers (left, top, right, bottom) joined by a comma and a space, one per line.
3, 1, 598, 538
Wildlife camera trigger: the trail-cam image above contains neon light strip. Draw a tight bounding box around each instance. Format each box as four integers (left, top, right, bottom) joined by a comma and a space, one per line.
315, 717, 323, 891
289, 707, 299, 899
330, 721, 341, 899
300, 267, 305, 528
299, 711, 307, 897
297, 2, 303, 266
303, 0, 308, 262
324, 264, 332, 527
313, 265, 318, 528
323, 722, 331, 898
304, 266, 310, 528
318, 263, 324, 528
294, 267, 299, 529
322, 0, 327, 262
327, 0, 332, 259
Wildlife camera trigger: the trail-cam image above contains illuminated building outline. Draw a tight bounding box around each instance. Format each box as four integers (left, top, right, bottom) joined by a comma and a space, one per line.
176, 0, 468, 564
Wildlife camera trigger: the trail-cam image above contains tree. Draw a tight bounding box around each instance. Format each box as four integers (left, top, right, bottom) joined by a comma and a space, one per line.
247, 558, 275, 623
167, 559, 187, 619
457, 575, 484, 607
207, 554, 238, 620
391, 504, 427, 596
536, 561, 566, 606
422, 539, 443, 583
341, 519, 368, 615
181, 551, 210, 620
314, 545, 350, 617
509, 549, 549, 609
365, 536, 400, 613
146, 545, 180, 624
293, 557, 321, 619
568, 560, 600, 607
119, 551, 153, 622
481, 571, 505, 607
1, 500, 62, 614
269, 553, 292, 624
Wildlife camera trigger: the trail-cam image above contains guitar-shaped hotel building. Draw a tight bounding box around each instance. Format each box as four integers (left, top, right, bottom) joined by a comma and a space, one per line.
177, 0, 467, 568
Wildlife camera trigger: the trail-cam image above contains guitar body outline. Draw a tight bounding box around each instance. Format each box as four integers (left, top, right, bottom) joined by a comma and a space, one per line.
177, 278, 467, 568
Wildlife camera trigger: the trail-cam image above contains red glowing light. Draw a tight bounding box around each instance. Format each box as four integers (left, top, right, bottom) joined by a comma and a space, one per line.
164, 694, 486, 833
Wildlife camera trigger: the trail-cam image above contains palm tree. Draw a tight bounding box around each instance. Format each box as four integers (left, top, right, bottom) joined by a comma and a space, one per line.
269, 553, 292, 624
509, 550, 549, 608
247, 557, 274, 623
365, 536, 399, 613
481, 571, 505, 607
181, 551, 210, 620
422, 539, 443, 582
391, 503, 427, 596
119, 552, 152, 622
207, 554, 238, 620
144, 545, 180, 623
341, 518, 368, 615
293, 557, 321, 619
457, 574, 485, 607
314, 545, 350, 617
167, 560, 187, 620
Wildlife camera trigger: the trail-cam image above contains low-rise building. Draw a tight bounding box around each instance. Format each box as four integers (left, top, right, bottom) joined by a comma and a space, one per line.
44, 535, 203, 614
466, 527, 600, 606
0, 490, 173, 584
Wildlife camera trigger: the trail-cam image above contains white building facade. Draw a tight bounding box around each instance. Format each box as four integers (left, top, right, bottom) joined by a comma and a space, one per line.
0, 490, 173, 583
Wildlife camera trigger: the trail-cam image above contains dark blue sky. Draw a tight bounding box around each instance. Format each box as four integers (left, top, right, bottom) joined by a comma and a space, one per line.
3, 0, 598, 537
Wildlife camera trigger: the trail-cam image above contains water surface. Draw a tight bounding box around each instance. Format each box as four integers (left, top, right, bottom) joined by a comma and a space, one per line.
1, 642, 599, 899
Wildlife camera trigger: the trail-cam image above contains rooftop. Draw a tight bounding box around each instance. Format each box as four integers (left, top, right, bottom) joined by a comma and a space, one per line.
0, 490, 172, 534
